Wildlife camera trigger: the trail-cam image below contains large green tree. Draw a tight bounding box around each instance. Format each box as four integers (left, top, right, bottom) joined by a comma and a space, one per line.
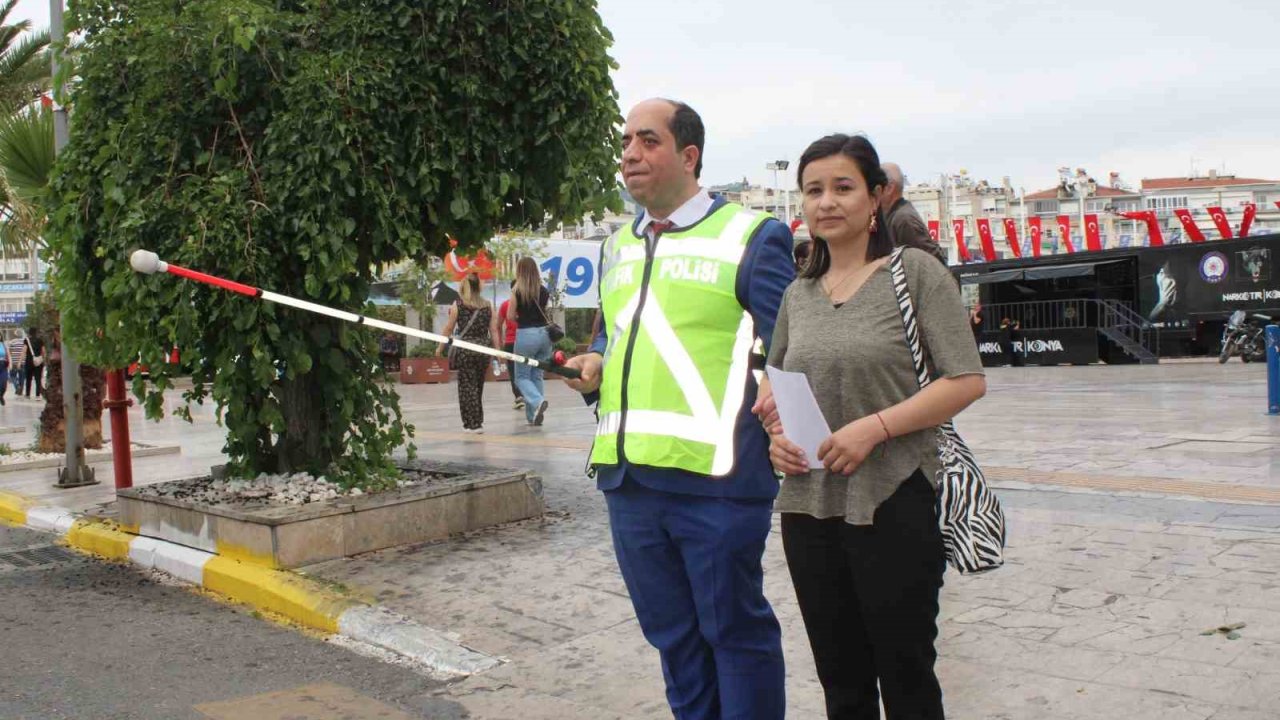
47, 0, 620, 484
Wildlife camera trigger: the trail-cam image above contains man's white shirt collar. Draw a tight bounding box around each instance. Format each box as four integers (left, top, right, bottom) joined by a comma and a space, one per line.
637, 189, 713, 237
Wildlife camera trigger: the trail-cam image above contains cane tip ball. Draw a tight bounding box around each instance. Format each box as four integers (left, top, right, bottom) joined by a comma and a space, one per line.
130, 249, 161, 274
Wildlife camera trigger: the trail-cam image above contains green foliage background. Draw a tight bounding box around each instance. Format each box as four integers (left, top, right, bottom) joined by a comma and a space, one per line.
46, 0, 621, 483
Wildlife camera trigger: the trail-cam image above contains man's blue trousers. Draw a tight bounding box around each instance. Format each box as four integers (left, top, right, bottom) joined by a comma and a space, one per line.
605, 479, 786, 719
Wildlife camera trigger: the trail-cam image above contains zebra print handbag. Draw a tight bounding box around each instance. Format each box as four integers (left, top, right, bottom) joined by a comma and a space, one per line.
888, 248, 1006, 574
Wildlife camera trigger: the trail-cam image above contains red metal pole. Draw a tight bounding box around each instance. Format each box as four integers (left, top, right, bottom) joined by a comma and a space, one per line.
104, 369, 133, 490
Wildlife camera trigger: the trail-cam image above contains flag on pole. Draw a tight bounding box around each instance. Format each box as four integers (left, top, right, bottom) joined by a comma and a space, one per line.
1028, 217, 1043, 257
1207, 206, 1233, 239
1173, 209, 1206, 242
1056, 215, 1076, 253
1002, 218, 1021, 258
976, 218, 997, 262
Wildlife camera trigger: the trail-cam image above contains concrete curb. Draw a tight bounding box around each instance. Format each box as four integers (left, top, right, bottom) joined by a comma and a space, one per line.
0, 490, 501, 678
0, 442, 182, 473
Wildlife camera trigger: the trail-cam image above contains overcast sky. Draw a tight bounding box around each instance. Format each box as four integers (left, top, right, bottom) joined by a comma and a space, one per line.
12, 0, 1278, 194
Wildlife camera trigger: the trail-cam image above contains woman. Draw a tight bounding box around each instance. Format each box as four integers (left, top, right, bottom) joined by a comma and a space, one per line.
753, 134, 985, 719
437, 272, 501, 433
23, 330, 44, 398
506, 257, 551, 426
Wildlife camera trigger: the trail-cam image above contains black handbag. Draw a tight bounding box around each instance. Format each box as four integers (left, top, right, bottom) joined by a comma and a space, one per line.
538, 302, 565, 343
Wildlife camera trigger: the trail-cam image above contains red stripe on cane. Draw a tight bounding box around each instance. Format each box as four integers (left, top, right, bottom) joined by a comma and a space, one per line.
166, 264, 262, 298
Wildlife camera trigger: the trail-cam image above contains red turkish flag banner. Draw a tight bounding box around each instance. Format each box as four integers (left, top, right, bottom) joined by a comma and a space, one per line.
1028, 217, 1043, 257
952, 219, 972, 262
1083, 213, 1102, 252
976, 218, 997, 261
443, 248, 497, 280
1056, 215, 1076, 253
1125, 211, 1164, 247
1206, 206, 1233, 239
927, 219, 940, 242
1002, 218, 1022, 258
1239, 203, 1257, 237
1173, 209, 1206, 242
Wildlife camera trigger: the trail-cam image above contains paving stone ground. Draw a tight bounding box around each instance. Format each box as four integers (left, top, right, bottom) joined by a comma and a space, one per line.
3, 360, 1278, 718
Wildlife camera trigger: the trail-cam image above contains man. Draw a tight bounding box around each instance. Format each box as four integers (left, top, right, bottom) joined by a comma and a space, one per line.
880, 162, 947, 264
8, 331, 24, 396
563, 98, 793, 719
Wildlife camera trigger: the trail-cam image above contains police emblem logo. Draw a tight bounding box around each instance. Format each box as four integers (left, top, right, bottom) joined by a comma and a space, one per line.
1199, 251, 1228, 283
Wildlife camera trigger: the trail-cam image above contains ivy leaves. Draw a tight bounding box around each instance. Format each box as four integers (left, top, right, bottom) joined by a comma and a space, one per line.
46, 0, 621, 484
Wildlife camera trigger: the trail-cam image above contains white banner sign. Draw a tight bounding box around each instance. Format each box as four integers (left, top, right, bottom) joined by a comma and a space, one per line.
536, 240, 601, 309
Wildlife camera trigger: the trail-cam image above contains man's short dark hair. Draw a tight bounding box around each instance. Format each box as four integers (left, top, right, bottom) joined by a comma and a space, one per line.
664, 100, 704, 179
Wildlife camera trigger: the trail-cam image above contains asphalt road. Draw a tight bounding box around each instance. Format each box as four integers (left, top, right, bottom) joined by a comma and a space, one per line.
0, 522, 466, 720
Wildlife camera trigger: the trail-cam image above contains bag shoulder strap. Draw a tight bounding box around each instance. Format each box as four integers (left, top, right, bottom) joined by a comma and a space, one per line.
887, 247, 933, 392
455, 304, 482, 338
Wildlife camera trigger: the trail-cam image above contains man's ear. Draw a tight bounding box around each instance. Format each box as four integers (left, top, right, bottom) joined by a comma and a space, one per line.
681, 145, 700, 176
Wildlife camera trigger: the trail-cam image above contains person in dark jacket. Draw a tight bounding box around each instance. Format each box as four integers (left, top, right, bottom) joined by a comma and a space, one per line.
881, 163, 947, 265
22, 329, 44, 398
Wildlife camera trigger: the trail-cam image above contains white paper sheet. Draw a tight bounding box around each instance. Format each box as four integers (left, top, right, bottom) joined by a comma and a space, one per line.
765, 366, 831, 470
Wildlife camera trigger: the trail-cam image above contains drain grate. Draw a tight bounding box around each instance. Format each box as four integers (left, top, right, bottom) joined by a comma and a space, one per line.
0, 545, 79, 568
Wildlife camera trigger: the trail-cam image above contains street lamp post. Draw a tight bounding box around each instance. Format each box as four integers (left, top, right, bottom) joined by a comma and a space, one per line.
50, 0, 94, 488
1062, 168, 1097, 250
765, 160, 790, 225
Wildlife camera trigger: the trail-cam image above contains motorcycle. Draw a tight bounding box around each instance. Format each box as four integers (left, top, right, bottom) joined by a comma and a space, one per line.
1219, 311, 1271, 363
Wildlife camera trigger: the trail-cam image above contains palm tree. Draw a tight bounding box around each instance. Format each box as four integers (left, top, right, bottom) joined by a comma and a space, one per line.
0, 106, 52, 255
0, 0, 51, 116
0, 108, 104, 453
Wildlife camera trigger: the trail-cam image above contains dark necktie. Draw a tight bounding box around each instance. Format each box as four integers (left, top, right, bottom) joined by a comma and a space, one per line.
650, 219, 673, 239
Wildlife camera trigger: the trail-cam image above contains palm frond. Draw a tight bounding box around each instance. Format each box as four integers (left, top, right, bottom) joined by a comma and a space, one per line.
0, 0, 21, 34
0, 108, 54, 202
0, 30, 50, 82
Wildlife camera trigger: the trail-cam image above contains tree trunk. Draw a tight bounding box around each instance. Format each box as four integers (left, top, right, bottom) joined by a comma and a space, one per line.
274, 368, 333, 474
37, 349, 106, 453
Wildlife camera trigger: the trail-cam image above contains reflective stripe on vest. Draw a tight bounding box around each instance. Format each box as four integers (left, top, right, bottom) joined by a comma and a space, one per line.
591, 203, 769, 477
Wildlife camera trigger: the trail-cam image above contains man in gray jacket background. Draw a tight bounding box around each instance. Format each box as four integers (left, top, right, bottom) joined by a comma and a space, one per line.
881, 162, 948, 264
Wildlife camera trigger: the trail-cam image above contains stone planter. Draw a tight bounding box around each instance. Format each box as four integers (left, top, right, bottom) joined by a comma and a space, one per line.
116, 460, 543, 569
399, 357, 450, 384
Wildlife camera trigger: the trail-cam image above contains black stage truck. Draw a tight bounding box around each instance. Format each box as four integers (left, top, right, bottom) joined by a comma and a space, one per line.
953, 232, 1280, 366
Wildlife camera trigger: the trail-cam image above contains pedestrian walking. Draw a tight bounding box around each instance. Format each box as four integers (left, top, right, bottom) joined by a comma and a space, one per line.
497, 281, 524, 410
8, 331, 24, 395
0, 334, 9, 406
23, 329, 44, 398
506, 257, 552, 426
437, 272, 500, 433
563, 98, 795, 719
755, 133, 986, 720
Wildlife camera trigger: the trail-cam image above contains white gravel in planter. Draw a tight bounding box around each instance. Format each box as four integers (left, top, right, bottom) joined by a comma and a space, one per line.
133, 468, 451, 507
0, 443, 152, 466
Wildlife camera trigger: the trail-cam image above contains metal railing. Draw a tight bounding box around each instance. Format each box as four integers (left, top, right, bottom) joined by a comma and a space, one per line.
973, 298, 1159, 361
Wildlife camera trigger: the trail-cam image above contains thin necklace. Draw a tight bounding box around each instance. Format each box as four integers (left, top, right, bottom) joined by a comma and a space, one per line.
822, 264, 868, 299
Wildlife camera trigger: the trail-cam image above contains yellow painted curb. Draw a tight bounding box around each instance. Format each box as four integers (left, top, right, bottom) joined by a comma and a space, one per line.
65, 519, 136, 561
0, 490, 34, 525
202, 556, 358, 634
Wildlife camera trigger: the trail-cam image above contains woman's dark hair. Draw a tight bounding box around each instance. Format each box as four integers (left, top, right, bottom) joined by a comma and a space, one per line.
796, 134, 891, 279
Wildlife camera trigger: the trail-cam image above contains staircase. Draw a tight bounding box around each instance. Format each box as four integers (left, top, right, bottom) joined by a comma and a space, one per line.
1094, 300, 1159, 364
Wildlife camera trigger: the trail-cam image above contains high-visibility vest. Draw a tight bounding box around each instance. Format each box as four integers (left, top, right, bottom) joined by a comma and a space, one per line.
591, 202, 771, 477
